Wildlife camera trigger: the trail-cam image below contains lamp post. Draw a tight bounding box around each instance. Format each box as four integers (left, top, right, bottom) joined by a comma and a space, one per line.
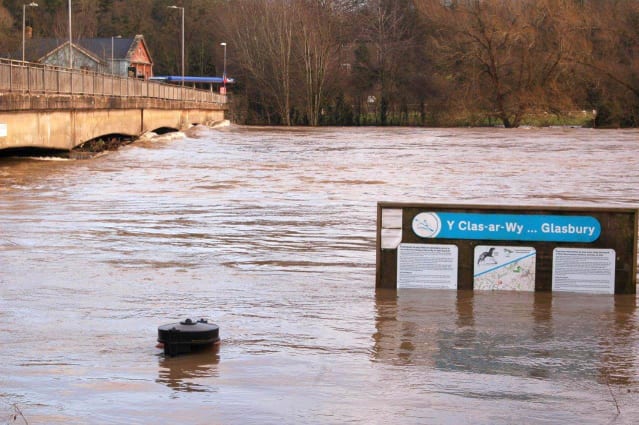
68, 0, 72, 69
220, 42, 227, 94
22, 2, 38, 63
168, 5, 185, 86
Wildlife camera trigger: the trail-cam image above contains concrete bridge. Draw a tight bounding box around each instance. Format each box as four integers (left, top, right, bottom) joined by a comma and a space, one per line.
0, 59, 227, 152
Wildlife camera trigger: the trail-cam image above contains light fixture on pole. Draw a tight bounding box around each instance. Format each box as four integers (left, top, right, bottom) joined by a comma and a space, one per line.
168, 5, 185, 86
220, 42, 227, 95
22, 2, 38, 63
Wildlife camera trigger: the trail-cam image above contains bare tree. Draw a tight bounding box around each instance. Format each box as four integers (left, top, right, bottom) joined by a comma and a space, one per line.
2, 0, 637, 127
573, 0, 639, 126
356, 0, 416, 124
296, 0, 343, 125
0, 5, 16, 55
72, 0, 99, 39
221, 0, 295, 125
33, 0, 98, 40
417, 0, 580, 127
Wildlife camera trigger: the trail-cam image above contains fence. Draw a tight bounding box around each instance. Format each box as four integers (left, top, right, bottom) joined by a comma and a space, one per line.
0, 58, 226, 104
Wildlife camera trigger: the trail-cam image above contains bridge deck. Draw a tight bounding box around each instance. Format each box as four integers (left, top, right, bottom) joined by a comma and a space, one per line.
0, 59, 228, 151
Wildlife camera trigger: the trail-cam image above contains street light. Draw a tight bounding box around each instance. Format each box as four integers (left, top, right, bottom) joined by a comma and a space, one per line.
68, 0, 72, 69
22, 2, 38, 63
220, 42, 227, 94
168, 5, 184, 86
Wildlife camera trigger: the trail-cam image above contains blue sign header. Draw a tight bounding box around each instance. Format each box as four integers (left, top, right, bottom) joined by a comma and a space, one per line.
412, 212, 601, 243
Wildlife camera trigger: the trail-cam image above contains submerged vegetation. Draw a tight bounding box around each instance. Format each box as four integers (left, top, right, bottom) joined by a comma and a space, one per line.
0, 0, 637, 127
74, 136, 134, 153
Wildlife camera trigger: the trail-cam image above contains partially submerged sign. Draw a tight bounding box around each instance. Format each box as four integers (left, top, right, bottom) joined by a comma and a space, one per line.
376, 203, 638, 294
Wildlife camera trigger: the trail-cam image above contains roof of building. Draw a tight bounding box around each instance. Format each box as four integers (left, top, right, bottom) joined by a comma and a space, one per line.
22, 38, 65, 62
76, 37, 136, 60
23, 39, 105, 64
22, 35, 150, 64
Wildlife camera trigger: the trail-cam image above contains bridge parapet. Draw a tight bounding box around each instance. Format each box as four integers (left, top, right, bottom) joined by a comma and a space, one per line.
0, 58, 226, 108
0, 59, 228, 151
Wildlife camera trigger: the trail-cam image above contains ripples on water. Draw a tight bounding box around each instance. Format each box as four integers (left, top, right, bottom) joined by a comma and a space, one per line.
0, 126, 638, 424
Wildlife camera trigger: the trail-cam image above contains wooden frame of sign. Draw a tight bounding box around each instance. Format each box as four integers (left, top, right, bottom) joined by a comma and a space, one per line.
376, 202, 638, 294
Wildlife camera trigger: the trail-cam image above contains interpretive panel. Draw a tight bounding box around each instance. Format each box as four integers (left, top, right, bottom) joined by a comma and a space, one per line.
397, 243, 458, 289
376, 202, 638, 293
473, 246, 536, 291
0, 124, 7, 137
552, 248, 616, 294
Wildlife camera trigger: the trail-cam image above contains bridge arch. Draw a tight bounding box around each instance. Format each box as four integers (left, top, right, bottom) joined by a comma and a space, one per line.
152, 127, 180, 134
0, 108, 225, 151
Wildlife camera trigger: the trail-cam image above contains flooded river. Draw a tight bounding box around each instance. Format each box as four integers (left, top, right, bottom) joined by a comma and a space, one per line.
1, 126, 638, 424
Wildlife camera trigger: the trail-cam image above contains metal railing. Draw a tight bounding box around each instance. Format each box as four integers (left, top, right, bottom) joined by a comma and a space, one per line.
0, 58, 226, 104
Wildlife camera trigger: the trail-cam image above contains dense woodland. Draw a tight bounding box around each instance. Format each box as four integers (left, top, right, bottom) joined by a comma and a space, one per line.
1, 0, 638, 127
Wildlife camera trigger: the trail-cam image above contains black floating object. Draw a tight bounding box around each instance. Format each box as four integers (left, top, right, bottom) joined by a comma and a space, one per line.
158, 318, 220, 357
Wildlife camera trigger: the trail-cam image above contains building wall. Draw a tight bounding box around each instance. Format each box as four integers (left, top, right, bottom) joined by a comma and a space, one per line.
42, 46, 107, 74
130, 42, 151, 64
106, 59, 129, 78
129, 39, 153, 79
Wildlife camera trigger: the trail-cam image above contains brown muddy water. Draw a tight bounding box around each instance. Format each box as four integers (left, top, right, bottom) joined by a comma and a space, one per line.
0, 126, 638, 424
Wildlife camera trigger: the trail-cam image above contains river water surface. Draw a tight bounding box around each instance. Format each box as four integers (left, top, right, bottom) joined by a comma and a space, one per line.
1, 126, 638, 424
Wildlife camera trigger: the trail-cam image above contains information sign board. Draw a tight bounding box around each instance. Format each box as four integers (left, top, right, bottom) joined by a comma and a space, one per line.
376, 203, 637, 294
473, 245, 536, 291
552, 248, 616, 294
397, 244, 458, 289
